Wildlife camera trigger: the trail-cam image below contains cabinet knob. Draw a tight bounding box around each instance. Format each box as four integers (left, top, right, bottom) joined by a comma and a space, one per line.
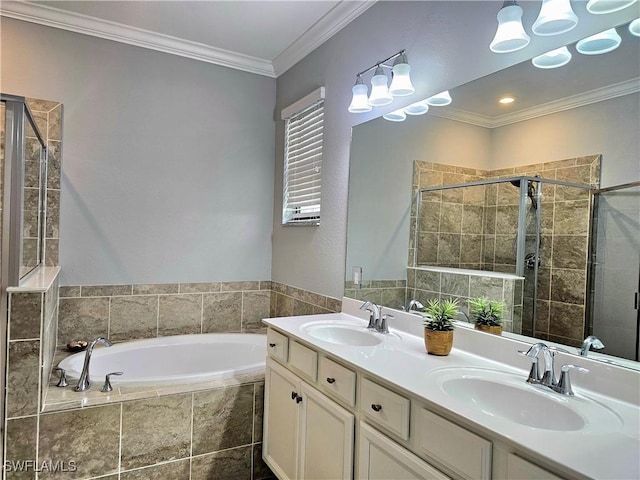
269, 343, 276, 348
296, 395, 303, 404
371, 404, 382, 412
326, 377, 336, 384
291, 391, 297, 400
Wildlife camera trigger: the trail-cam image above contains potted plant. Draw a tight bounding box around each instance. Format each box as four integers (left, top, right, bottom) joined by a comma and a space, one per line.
469, 296, 505, 335
422, 298, 459, 356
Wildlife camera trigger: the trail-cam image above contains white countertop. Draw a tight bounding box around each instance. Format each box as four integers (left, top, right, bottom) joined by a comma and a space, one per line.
263, 303, 640, 480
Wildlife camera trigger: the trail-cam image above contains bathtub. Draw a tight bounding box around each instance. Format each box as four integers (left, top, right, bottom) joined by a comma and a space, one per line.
57, 333, 266, 385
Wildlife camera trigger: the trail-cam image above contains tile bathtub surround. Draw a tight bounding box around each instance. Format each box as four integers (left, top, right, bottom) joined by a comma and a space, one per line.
57, 280, 341, 346
11, 381, 270, 480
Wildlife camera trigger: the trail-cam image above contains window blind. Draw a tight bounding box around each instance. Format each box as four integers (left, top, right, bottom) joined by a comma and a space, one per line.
282, 90, 324, 226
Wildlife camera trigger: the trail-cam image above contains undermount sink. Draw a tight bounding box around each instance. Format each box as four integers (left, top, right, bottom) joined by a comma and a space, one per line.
430, 367, 622, 433
302, 322, 382, 346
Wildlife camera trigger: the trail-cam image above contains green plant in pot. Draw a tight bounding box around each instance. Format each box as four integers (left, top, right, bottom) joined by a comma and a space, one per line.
469, 296, 505, 335
422, 298, 459, 356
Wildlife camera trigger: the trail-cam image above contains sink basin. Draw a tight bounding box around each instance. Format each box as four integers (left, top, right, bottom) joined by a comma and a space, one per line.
430, 367, 622, 433
302, 322, 382, 346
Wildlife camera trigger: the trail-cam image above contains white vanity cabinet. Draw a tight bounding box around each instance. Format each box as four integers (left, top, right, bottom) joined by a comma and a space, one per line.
263, 356, 354, 480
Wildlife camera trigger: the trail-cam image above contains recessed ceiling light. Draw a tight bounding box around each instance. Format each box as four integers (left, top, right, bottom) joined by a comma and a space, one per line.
499, 97, 516, 104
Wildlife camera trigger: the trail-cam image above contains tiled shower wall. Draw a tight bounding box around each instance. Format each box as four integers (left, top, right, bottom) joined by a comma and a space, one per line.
411, 156, 600, 346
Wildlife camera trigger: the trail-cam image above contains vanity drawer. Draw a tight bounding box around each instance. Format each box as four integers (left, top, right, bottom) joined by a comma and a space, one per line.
318, 356, 356, 407
417, 409, 492, 480
360, 377, 410, 440
266, 328, 288, 362
289, 341, 318, 382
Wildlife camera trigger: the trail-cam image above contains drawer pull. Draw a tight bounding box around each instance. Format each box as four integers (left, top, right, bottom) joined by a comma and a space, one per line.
371, 403, 383, 412
326, 377, 336, 384
269, 343, 276, 348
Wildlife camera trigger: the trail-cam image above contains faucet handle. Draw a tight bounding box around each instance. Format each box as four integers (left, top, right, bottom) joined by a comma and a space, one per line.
517, 350, 540, 383
379, 314, 394, 334
101, 372, 123, 393
554, 364, 589, 396
53, 367, 69, 387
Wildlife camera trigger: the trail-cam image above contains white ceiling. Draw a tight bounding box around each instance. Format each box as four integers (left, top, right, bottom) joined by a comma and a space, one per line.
0, 0, 375, 77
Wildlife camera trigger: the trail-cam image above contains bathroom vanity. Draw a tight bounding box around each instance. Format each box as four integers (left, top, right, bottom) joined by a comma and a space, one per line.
262, 298, 640, 480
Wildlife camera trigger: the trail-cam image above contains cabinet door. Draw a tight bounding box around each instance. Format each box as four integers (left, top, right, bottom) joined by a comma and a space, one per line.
505, 454, 564, 480
263, 359, 302, 480
300, 382, 354, 480
358, 423, 450, 480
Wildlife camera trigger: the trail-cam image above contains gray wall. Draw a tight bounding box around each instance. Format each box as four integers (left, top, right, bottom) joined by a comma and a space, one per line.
1, 18, 276, 285
272, 0, 635, 298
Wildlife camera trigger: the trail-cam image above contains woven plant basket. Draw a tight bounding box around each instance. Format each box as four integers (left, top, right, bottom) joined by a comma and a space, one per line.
474, 324, 502, 336
424, 329, 454, 356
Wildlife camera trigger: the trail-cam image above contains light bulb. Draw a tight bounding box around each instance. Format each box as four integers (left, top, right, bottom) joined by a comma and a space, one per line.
490, 1, 531, 53
586, 0, 638, 14
532, 0, 578, 36
348, 76, 372, 113
389, 54, 415, 97
368, 66, 393, 106
629, 18, 640, 37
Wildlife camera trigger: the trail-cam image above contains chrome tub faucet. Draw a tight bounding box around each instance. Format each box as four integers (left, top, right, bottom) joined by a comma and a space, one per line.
579, 335, 605, 356
74, 336, 113, 392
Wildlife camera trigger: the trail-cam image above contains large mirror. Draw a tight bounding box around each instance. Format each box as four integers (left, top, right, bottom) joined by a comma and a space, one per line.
345, 19, 640, 368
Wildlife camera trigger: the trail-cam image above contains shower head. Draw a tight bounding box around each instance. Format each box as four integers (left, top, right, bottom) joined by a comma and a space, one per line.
508, 179, 538, 210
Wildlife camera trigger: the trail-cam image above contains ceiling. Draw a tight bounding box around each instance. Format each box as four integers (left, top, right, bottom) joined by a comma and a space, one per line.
0, 0, 375, 77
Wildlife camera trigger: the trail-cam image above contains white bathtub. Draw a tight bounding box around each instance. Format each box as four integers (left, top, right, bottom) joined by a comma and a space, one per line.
57, 333, 266, 385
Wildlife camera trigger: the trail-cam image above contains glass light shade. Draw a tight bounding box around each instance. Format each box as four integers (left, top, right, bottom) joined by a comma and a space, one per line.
368, 66, 393, 106
532, 46, 572, 69
490, 3, 531, 53
576, 28, 622, 55
587, 0, 638, 14
404, 101, 430, 115
426, 90, 452, 106
532, 0, 578, 36
388, 55, 415, 96
630, 18, 640, 37
348, 77, 372, 113
383, 108, 406, 122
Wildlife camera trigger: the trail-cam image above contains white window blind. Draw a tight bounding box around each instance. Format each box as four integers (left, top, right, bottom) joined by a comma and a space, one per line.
282, 87, 325, 226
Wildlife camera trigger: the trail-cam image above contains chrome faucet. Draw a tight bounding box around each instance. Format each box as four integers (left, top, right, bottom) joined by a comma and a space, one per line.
360, 301, 381, 330
74, 336, 113, 392
579, 335, 605, 356
406, 299, 424, 313
518, 343, 588, 395
457, 310, 471, 323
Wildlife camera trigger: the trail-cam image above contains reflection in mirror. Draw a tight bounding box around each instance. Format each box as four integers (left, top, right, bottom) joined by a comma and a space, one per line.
345, 20, 639, 367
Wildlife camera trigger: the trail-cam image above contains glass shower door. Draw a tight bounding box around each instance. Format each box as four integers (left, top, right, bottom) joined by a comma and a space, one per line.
591, 183, 640, 361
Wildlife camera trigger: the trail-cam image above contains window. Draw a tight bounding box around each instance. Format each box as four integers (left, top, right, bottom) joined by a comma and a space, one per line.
282, 87, 325, 226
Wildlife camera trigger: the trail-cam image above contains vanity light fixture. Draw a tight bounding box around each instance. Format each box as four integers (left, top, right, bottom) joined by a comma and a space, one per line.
630, 18, 640, 36
532, 0, 579, 36
586, 0, 638, 14
532, 46, 572, 68
383, 108, 407, 122
490, 1, 531, 53
404, 100, 430, 115
348, 75, 372, 113
426, 90, 452, 106
348, 49, 415, 113
576, 28, 622, 54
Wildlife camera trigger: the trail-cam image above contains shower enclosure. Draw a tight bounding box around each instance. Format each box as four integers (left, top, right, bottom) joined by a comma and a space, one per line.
415, 175, 593, 346
1, 94, 48, 463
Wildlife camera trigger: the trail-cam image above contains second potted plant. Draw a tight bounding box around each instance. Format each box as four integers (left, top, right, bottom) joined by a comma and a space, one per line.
422, 298, 459, 356
469, 296, 505, 335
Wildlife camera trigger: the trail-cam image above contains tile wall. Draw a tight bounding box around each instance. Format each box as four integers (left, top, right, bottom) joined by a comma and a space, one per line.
343, 280, 407, 311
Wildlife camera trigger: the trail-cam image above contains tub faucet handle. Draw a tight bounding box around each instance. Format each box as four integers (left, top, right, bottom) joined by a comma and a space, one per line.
53, 367, 69, 387
101, 372, 123, 393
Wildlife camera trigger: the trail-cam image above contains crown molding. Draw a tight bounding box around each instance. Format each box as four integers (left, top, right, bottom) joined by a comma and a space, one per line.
273, 1, 377, 77
428, 77, 640, 128
0, 1, 276, 77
